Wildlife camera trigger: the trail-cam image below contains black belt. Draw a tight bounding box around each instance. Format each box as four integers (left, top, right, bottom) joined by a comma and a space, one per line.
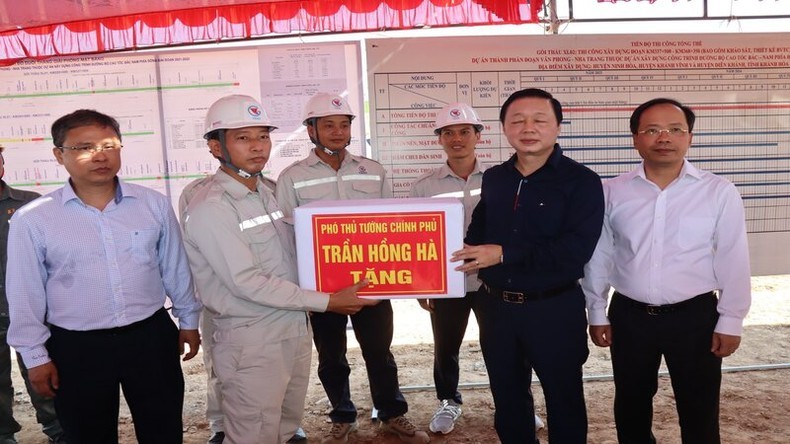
482, 281, 579, 303
613, 291, 716, 315
50, 307, 167, 336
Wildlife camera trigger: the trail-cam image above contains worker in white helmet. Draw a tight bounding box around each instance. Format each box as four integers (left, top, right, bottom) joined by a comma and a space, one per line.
277, 93, 429, 444
410, 102, 486, 436
180, 94, 378, 444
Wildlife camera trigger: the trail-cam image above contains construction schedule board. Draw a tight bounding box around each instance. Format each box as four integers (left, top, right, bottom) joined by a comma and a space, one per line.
367, 33, 790, 275
294, 198, 465, 299
0, 41, 364, 210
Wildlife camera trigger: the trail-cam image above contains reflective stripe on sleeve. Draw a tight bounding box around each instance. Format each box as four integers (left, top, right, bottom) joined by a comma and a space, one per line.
431, 188, 481, 198
432, 191, 464, 198
293, 174, 380, 190
239, 211, 284, 231
341, 174, 381, 182
293, 177, 338, 189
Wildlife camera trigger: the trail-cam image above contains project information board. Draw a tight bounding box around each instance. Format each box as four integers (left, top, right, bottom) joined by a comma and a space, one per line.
0, 41, 364, 208
367, 33, 790, 275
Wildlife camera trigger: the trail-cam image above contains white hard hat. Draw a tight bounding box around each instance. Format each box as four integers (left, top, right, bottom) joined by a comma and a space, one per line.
204, 95, 277, 138
302, 93, 356, 126
434, 103, 484, 135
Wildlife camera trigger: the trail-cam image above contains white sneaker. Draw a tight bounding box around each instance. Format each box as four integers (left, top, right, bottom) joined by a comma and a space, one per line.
534, 414, 545, 431
429, 399, 462, 434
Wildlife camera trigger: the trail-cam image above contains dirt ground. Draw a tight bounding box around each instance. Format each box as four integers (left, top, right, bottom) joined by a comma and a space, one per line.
9, 276, 790, 443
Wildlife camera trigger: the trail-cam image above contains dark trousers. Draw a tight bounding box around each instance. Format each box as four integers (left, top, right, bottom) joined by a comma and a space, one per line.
48, 308, 185, 444
310, 300, 407, 423
478, 286, 588, 444
609, 293, 722, 444
0, 316, 61, 439
430, 291, 481, 404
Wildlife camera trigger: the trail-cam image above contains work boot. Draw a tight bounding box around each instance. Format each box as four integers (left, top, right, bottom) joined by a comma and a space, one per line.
321, 421, 358, 444
381, 415, 430, 443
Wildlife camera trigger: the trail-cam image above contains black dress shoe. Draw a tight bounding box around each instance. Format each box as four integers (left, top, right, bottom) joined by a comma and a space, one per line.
207, 431, 225, 444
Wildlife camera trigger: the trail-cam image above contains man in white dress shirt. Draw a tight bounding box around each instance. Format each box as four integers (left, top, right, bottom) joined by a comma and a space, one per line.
6, 109, 202, 443
581, 98, 751, 444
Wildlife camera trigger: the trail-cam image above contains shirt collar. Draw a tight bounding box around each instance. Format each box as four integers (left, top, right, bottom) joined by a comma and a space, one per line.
679, 159, 703, 180
546, 143, 563, 168
504, 143, 563, 174
304, 149, 323, 166
436, 159, 487, 179
305, 148, 361, 168
61, 177, 126, 206
633, 159, 700, 183
214, 168, 266, 200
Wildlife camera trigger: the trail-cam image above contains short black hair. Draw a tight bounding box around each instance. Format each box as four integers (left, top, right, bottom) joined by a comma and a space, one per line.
205, 129, 221, 141
51, 109, 122, 148
499, 88, 563, 125
629, 98, 695, 134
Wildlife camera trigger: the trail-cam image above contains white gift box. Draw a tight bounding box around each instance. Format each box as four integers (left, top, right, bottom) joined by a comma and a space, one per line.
294, 197, 466, 299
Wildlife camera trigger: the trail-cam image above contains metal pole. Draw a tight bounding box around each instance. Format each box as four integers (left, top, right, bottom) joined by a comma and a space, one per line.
399, 362, 790, 392
547, 0, 560, 34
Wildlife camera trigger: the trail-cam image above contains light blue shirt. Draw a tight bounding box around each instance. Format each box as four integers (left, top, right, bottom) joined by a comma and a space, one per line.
6, 179, 201, 368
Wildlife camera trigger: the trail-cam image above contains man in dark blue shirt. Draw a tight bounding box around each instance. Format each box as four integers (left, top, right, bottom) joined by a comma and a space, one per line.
452, 88, 604, 444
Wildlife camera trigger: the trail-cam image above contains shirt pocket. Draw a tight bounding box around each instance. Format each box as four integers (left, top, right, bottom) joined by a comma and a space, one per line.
677, 216, 716, 249
129, 228, 159, 265
295, 184, 332, 205
350, 179, 381, 197
242, 222, 280, 269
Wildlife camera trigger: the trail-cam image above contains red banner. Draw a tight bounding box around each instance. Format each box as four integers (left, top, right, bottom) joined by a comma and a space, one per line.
1, 0, 544, 65
597, 0, 677, 3
312, 211, 447, 296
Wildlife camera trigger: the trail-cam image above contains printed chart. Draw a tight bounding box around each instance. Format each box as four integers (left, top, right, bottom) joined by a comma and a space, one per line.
368, 33, 790, 274
0, 42, 364, 209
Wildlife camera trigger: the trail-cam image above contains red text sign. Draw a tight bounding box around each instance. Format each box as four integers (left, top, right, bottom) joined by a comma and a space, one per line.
312, 211, 447, 296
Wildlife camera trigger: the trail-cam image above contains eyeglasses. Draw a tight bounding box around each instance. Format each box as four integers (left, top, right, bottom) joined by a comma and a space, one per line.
57, 143, 123, 154
637, 127, 689, 137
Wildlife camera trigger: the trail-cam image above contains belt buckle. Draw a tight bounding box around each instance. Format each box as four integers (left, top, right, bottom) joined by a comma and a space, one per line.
646, 305, 662, 315
502, 291, 525, 304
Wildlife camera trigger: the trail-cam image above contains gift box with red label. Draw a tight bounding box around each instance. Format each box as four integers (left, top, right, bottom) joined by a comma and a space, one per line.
294, 197, 466, 299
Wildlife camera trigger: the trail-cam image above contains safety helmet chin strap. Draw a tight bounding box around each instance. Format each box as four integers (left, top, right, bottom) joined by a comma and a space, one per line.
308, 118, 351, 156
216, 130, 261, 179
